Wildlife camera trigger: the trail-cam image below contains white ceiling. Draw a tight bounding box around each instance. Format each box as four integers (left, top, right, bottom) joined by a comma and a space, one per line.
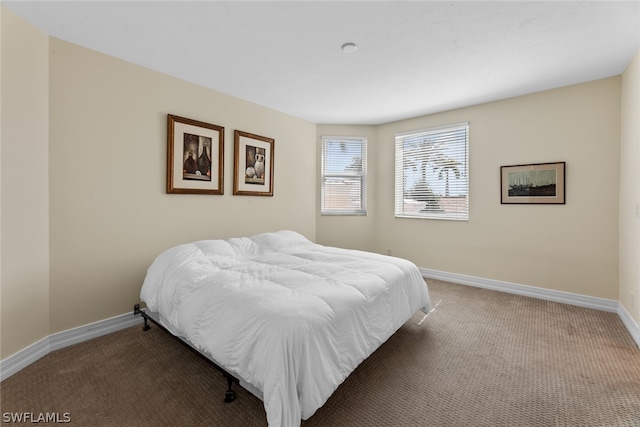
4, 1, 640, 125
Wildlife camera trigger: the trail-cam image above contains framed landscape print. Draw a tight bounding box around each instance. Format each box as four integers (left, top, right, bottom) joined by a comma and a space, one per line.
500, 162, 565, 204
233, 130, 274, 196
166, 114, 224, 195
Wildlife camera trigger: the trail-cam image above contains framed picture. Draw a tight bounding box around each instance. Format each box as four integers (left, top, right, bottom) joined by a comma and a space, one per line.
501, 162, 565, 204
166, 114, 224, 195
233, 130, 274, 196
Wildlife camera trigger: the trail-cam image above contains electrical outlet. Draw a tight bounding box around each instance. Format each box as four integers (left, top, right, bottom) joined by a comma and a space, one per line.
387, 248, 392, 256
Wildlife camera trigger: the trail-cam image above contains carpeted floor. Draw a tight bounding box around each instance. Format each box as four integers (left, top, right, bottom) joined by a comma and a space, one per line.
1, 280, 639, 426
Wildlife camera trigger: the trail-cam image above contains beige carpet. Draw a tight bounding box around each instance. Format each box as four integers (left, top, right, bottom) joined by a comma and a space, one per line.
1, 280, 639, 426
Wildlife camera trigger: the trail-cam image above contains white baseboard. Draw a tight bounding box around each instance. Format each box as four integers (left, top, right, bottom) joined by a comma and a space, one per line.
0, 336, 50, 383
420, 268, 639, 348
3, 271, 638, 382
618, 304, 640, 348
0, 311, 143, 382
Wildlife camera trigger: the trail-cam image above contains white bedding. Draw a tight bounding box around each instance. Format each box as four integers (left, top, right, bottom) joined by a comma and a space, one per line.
140, 230, 431, 427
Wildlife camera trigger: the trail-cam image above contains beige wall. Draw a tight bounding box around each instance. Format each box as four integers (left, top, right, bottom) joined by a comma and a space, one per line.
1, 8, 51, 358
620, 50, 640, 326
376, 79, 621, 300
319, 78, 622, 301
0, 8, 317, 358
47, 38, 317, 334
315, 125, 377, 251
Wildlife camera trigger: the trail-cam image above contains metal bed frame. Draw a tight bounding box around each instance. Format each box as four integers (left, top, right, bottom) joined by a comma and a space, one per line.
133, 304, 239, 403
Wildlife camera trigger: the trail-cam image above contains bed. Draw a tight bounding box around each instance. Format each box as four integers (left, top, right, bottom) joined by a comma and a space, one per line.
138, 230, 431, 427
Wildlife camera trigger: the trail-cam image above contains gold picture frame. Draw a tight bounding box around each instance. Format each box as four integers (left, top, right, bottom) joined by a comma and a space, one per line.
166, 114, 224, 195
500, 162, 565, 204
233, 130, 275, 196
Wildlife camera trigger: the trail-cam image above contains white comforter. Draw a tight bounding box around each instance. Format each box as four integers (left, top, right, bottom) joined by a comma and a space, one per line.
140, 230, 431, 427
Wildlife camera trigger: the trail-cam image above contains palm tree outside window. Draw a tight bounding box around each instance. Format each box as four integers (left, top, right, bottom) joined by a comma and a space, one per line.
394, 123, 469, 220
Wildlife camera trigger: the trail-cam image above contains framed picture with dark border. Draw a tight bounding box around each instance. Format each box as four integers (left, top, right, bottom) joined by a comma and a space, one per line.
501, 162, 565, 204
233, 130, 274, 196
166, 114, 224, 195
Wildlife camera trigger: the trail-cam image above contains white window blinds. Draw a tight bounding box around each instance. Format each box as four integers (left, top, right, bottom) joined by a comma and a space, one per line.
395, 123, 469, 220
321, 136, 367, 215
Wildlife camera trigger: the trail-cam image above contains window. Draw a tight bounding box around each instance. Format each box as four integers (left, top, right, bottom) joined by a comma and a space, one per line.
395, 122, 469, 220
321, 136, 367, 215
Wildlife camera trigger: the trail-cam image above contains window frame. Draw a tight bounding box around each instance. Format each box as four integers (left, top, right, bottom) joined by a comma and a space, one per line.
394, 122, 469, 221
320, 136, 367, 216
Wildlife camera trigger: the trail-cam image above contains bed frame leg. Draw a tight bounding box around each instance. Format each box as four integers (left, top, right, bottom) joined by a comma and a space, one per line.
133, 304, 151, 331
224, 374, 235, 403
